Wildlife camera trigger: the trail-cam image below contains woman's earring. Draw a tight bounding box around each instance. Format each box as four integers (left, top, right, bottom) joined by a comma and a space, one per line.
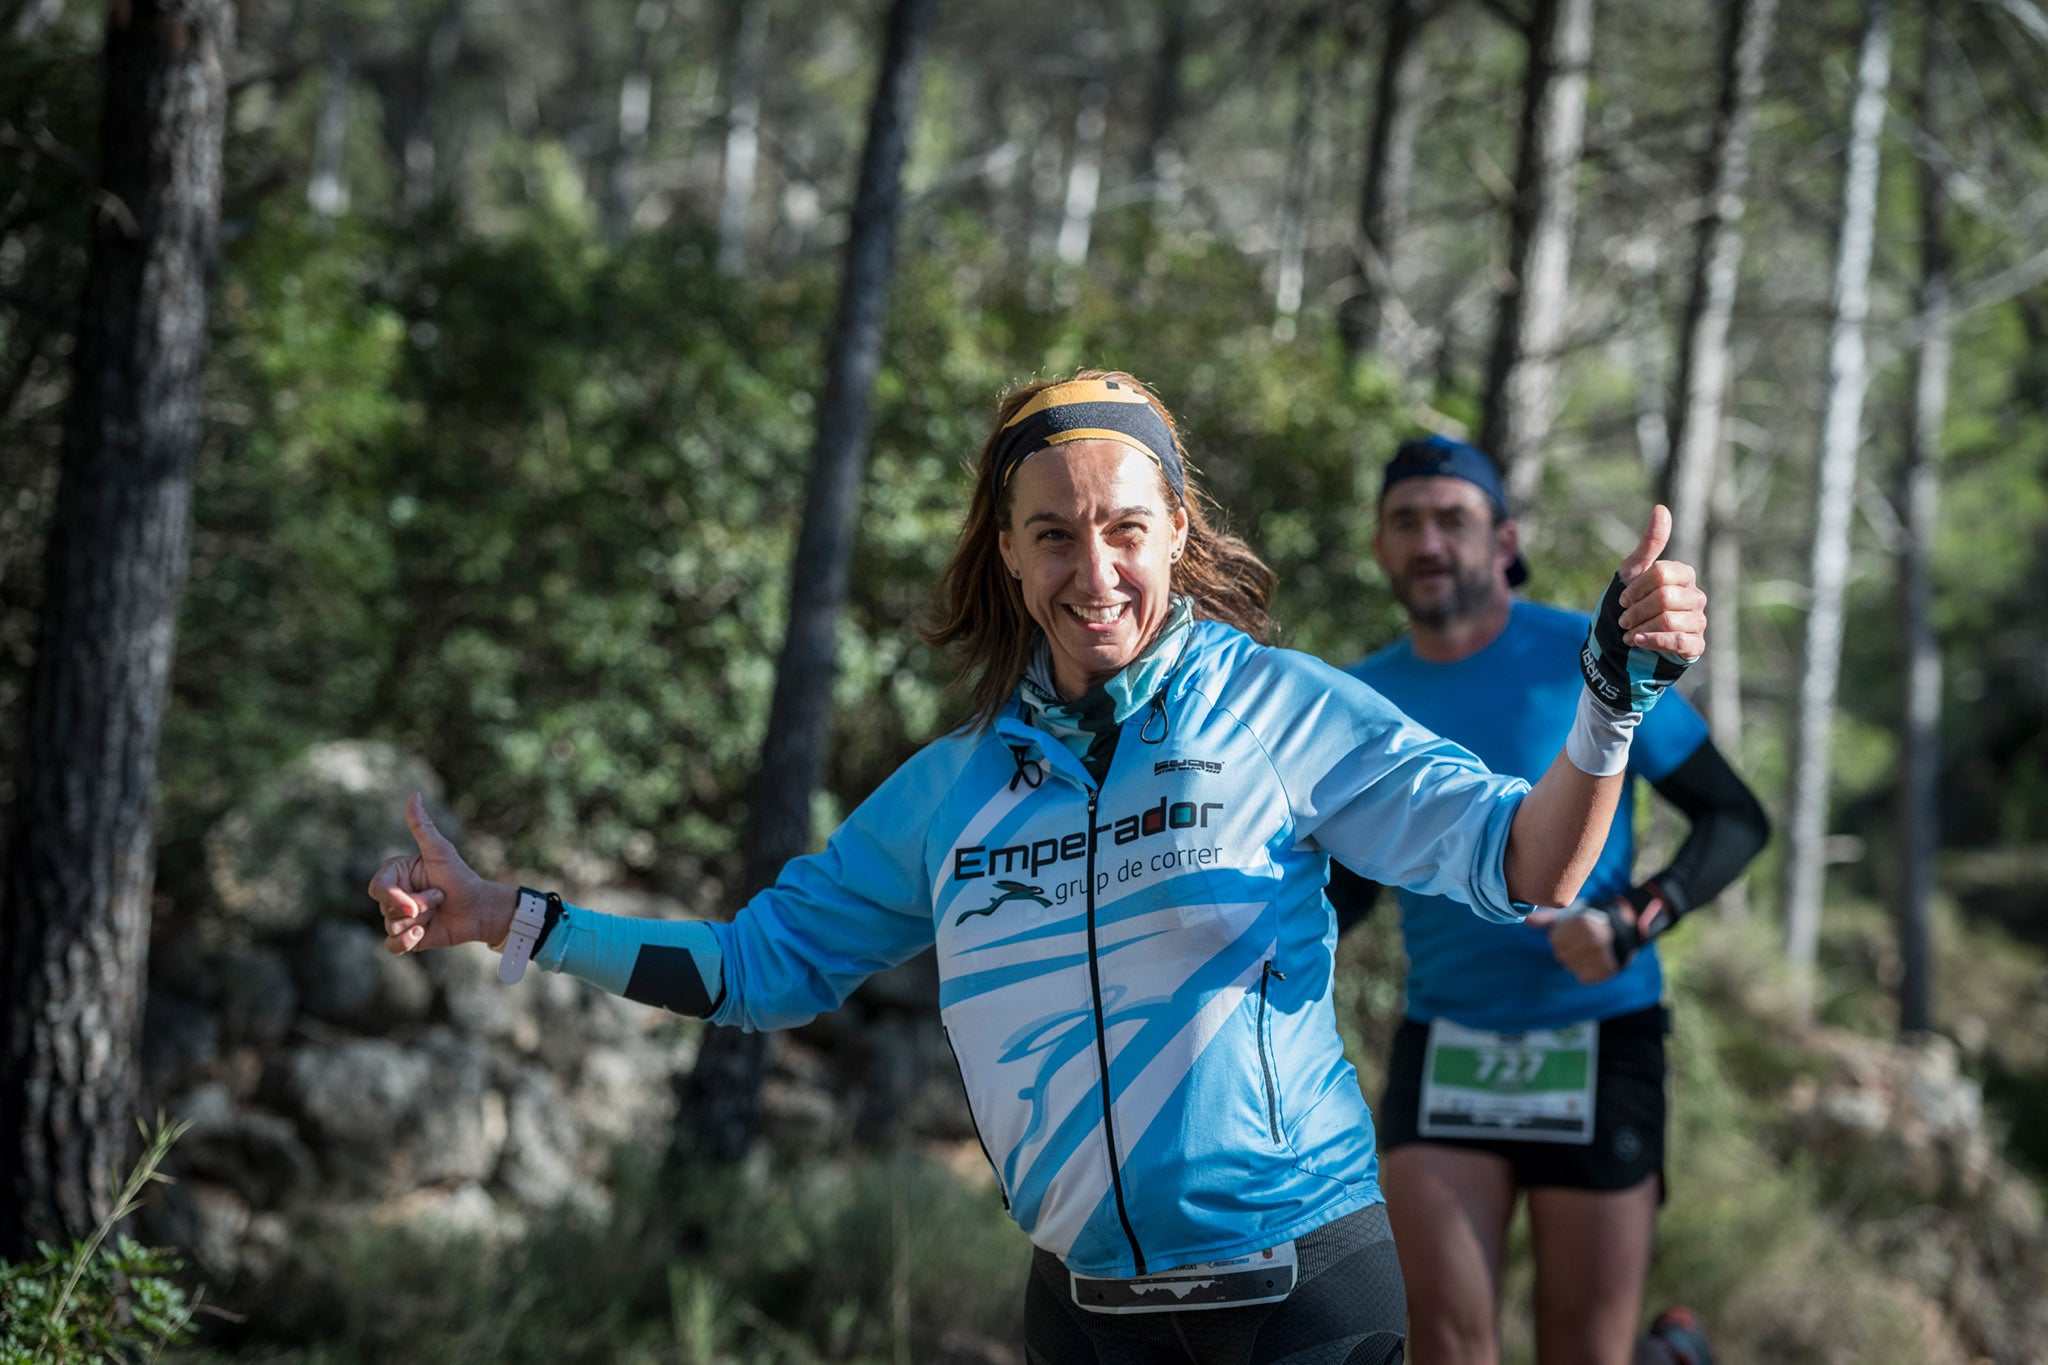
1010, 568, 1021, 578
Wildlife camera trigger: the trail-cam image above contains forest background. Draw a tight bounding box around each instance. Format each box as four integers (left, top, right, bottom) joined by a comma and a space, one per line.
1, 0, 2046, 1360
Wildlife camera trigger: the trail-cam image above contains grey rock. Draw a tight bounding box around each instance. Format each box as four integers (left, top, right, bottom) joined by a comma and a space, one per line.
498, 1071, 607, 1218
426, 945, 537, 1048
220, 947, 299, 1046
295, 921, 387, 1026
169, 1084, 317, 1207
206, 740, 457, 938
142, 990, 221, 1088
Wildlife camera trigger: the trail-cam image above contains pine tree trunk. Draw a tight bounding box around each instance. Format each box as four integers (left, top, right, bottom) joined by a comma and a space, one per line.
1340, 0, 1431, 372
0, 0, 232, 1259
1480, 0, 1595, 505
1897, 13, 1949, 1038
716, 0, 768, 274
681, 0, 935, 1164
1661, 0, 1777, 561
1783, 0, 1891, 1017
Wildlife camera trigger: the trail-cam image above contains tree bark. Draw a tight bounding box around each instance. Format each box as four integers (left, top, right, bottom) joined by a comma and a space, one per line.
715, 0, 768, 274
0, 0, 232, 1259
1660, 0, 1778, 562
1783, 0, 1891, 1017
680, 0, 935, 1164
1896, 11, 1949, 1038
1340, 0, 1432, 373
1479, 0, 1595, 504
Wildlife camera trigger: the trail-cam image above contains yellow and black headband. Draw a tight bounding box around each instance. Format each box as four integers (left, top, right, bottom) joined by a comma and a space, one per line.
991, 378, 1186, 500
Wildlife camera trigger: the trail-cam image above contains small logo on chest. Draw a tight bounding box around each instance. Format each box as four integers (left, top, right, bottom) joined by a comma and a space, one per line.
955, 880, 1052, 925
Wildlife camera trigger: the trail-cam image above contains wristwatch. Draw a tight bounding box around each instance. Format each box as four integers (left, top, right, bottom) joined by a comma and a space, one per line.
498, 886, 549, 984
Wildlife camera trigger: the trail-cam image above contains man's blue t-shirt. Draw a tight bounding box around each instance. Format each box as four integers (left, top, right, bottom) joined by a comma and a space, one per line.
1346, 600, 1708, 1031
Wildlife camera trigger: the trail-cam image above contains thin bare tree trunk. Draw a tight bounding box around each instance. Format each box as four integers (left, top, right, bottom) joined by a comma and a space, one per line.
603, 0, 667, 244
1340, 0, 1431, 372
1131, 1, 1187, 226
716, 0, 768, 274
1705, 457, 1749, 917
1784, 0, 1892, 1017
1662, 0, 1778, 561
1056, 77, 1109, 268
1624, 234, 1669, 473
1273, 51, 1320, 339
1896, 12, 1949, 1038
1480, 0, 1595, 504
681, 0, 935, 1163
0, 0, 232, 1259
308, 48, 352, 218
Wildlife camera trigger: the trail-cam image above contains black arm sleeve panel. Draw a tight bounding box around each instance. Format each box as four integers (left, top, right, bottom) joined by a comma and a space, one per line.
1327, 862, 1385, 939
1645, 739, 1771, 921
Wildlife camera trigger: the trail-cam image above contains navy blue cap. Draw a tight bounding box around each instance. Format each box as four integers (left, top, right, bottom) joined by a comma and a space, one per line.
1380, 434, 1529, 587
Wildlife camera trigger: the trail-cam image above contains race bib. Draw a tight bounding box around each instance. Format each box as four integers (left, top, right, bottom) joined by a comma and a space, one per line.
1419, 1018, 1598, 1145
1069, 1241, 1298, 1314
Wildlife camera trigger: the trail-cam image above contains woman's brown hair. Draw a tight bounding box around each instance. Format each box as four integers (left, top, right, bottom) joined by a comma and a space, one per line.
924, 369, 1277, 729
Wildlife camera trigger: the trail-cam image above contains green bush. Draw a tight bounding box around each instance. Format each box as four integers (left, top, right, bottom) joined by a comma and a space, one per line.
0, 1118, 200, 1365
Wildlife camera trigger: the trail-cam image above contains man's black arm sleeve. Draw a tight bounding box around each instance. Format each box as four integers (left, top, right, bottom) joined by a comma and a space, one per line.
1644, 739, 1771, 920
1327, 862, 1385, 939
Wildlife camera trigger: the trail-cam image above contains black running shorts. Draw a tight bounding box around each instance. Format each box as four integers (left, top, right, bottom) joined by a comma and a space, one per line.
1023, 1203, 1407, 1364
1376, 1005, 1667, 1196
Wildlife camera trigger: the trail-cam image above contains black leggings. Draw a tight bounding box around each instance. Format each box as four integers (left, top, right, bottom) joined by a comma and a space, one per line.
1023, 1204, 1406, 1364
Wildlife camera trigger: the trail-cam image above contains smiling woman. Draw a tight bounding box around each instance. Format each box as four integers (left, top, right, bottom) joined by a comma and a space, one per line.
368, 367, 1706, 1365
927, 371, 1276, 726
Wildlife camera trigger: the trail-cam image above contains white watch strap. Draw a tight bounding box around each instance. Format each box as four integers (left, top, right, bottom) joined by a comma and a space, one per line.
498, 887, 549, 984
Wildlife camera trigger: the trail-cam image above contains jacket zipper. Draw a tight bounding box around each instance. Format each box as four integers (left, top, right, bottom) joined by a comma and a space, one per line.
1257, 961, 1286, 1141
1084, 787, 1146, 1274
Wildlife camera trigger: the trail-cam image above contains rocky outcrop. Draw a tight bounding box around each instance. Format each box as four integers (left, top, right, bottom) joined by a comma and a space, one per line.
141, 740, 973, 1333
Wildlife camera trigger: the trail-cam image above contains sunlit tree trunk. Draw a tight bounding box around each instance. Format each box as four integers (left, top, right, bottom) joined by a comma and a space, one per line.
716, 0, 768, 274
681, 0, 935, 1163
1784, 0, 1891, 1018
1480, 0, 1594, 504
307, 47, 352, 218
0, 0, 232, 1259
1340, 0, 1431, 373
1623, 234, 1668, 474
1273, 49, 1320, 339
1056, 76, 1108, 268
603, 0, 667, 245
1661, 0, 1777, 562
1705, 456, 1750, 918
1896, 12, 1949, 1038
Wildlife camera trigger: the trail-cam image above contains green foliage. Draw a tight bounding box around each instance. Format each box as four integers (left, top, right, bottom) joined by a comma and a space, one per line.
0, 1117, 200, 1364
237, 1148, 1023, 1364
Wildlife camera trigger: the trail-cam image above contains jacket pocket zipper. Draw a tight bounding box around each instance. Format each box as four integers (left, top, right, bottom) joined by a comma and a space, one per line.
1257, 961, 1286, 1141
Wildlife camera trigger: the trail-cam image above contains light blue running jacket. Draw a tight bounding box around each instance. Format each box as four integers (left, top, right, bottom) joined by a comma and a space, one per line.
539, 620, 1530, 1278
